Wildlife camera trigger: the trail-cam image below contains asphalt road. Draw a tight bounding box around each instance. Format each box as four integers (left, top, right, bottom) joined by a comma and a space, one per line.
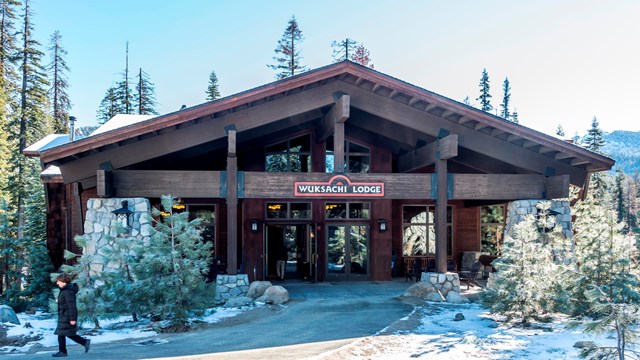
26, 280, 417, 360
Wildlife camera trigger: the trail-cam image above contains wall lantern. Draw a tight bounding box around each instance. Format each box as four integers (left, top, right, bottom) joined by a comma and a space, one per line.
112, 200, 134, 229
251, 219, 260, 234
378, 218, 388, 233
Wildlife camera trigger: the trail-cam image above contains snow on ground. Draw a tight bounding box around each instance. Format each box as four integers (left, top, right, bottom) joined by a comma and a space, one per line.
0, 300, 623, 358
322, 303, 617, 360
1, 306, 245, 354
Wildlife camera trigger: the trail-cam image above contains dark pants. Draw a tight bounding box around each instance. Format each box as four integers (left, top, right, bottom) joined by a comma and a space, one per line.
58, 334, 87, 353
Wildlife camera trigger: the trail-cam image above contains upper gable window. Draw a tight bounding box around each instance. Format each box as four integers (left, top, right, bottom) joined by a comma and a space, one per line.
265, 134, 311, 172
325, 138, 370, 173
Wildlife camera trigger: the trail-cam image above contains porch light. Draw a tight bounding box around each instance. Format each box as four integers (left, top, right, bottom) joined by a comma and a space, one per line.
251, 219, 260, 234
112, 200, 134, 229
378, 218, 388, 233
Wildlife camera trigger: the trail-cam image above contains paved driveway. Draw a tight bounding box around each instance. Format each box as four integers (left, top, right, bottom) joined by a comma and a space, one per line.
28, 280, 416, 360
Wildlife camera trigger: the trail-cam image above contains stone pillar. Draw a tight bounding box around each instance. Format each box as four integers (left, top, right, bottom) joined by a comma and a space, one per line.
214, 274, 250, 305
505, 199, 572, 240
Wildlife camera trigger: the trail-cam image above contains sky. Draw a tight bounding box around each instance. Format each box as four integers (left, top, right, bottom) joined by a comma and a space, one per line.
3, 300, 614, 358
31, 0, 640, 137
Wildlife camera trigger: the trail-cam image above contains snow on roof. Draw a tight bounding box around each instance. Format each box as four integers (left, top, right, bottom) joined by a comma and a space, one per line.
90, 114, 155, 136
23, 134, 72, 153
41, 165, 61, 176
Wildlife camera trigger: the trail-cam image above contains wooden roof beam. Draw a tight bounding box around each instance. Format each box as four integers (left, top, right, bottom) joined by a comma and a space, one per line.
316, 93, 350, 143
397, 134, 458, 172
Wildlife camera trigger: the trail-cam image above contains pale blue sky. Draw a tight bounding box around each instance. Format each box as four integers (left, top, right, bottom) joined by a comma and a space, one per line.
33, 0, 640, 137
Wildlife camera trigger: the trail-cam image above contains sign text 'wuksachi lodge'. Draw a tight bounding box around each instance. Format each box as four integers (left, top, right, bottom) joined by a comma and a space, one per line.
294, 175, 384, 197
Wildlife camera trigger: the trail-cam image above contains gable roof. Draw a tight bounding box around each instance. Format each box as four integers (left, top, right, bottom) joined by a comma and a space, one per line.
27, 61, 614, 187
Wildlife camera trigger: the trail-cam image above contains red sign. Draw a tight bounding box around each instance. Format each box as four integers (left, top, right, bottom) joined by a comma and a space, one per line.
295, 175, 384, 197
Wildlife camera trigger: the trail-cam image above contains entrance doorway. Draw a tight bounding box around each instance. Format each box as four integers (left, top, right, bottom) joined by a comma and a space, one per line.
264, 224, 314, 281
326, 224, 370, 281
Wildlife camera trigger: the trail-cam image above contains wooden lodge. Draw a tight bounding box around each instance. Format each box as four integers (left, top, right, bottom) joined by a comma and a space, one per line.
25, 61, 614, 282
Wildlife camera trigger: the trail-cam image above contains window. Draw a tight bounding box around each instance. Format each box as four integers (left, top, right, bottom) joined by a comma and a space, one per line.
265, 134, 311, 172
480, 205, 506, 255
325, 138, 370, 173
402, 205, 453, 256
325, 202, 370, 220
187, 205, 216, 256
266, 202, 312, 220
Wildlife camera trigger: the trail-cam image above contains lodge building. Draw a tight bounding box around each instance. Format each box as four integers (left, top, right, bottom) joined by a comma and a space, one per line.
25, 61, 614, 283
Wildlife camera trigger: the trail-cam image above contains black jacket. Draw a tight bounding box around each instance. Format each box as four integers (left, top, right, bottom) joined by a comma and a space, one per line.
54, 283, 79, 336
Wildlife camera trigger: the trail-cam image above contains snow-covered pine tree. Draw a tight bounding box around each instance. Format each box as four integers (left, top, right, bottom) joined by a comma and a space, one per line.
133, 195, 212, 328
566, 198, 640, 359
481, 207, 562, 323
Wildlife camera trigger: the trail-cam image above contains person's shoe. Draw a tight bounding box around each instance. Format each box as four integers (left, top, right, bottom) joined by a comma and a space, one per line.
52, 351, 68, 357
85, 338, 91, 353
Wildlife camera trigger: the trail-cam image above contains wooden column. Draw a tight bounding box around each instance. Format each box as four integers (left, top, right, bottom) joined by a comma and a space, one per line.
226, 129, 238, 275
435, 133, 457, 273
330, 94, 349, 173
435, 158, 448, 273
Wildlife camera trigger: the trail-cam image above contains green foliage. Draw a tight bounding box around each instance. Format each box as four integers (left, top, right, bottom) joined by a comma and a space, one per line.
476, 68, 492, 112
96, 87, 122, 124
583, 116, 606, 154
133, 195, 212, 326
500, 77, 511, 120
480, 204, 568, 323
134, 68, 157, 115
268, 16, 308, 80
46, 30, 71, 133
205, 69, 221, 101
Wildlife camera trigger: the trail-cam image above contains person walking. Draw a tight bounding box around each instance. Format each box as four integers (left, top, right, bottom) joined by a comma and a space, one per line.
52, 274, 91, 357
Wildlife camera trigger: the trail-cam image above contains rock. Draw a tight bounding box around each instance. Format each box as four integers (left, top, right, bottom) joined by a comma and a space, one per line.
446, 292, 470, 304
223, 296, 253, 308
574, 341, 596, 349
454, 313, 465, 321
403, 282, 437, 298
425, 292, 445, 302
247, 281, 273, 299
261, 285, 289, 304
0, 305, 20, 325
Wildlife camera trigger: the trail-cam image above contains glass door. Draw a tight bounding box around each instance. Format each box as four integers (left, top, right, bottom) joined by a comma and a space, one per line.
326, 224, 370, 281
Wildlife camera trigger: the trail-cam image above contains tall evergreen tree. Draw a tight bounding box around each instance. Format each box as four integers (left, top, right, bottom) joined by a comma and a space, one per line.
584, 116, 606, 153
331, 38, 358, 62
615, 169, 627, 225
114, 41, 132, 114
96, 87, 121, 124
500, 77, 511, 120
556, 124, 565, 137
477, 68, 492, 112
205, 69, 220, 101
133, 68, 157, 115
268, 16, 307, 80
0, 1, 19, 205
46, 30, 70, 133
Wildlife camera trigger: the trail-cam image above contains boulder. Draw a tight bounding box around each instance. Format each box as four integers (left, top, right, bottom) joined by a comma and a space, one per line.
454, 313, 465, 321
247, 281, 273, 299
223, 296, 254, 308
403, 282, 437, 298
0, 305, 20, 325
574, 341, 596, 349
425, 292, 445, 302
446, 292, 470, 304
257, 285, 289, 304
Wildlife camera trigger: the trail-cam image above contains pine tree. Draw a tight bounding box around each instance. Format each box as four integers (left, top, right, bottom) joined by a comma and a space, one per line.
133, 195, 212, 328
47, 30, 70, 133
556, 124, 565, 137
463, 96, 471, 106
500, 77, 511, 120
566, 198, 640, 359
0, 1, 20, 204
268, 16, 307, 80
205, 69, 220, 101
114, 41, 132, 114
351, 44, 374, 68
480, 209, 562, 323
584, 116, 606, 153
133, 68, 157, 115
96, 87, 121, 124
477, 68, 492, 112
614, 169, 627, 225
331, 38, 358, 62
